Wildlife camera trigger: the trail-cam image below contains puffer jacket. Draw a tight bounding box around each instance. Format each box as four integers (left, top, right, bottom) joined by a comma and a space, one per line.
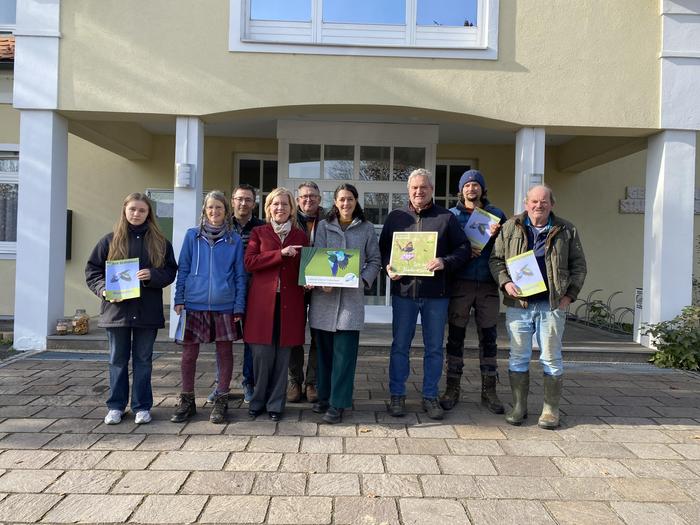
489, 211, 587, 310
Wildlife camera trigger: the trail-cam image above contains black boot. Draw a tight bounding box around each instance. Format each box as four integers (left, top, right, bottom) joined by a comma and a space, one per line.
481, 374, 505, 414
439, 377, 461, 410
171, 392, 196, 423
210, 393, 229, 424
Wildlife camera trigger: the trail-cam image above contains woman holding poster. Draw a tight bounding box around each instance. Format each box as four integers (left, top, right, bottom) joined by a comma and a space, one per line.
308, 184, 381, 423
86, 193, 177, 426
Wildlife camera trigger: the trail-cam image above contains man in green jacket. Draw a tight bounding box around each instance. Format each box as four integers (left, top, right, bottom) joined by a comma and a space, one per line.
489, 185, 586, 429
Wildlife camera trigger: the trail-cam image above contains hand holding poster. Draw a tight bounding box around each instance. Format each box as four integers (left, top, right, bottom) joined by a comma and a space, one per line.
299, 247, 361, 288
464, 207, 501, 249
389, 231, 438, 277
506, 250, 547, 297
105, 258, 140, 301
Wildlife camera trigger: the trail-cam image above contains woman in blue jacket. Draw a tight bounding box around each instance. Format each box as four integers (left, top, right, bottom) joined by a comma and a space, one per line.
172, 190, 246, 424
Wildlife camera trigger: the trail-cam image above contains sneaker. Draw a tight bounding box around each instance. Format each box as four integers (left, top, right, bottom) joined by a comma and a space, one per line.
287, 382, 302, 403
388, 395, 406, 417
305, 384, 318, 403
422, 397, 444, 420
134, 410, 152, 425
243, 383, 254, 404
104, 409, 123, 425
207, 387, 217, 403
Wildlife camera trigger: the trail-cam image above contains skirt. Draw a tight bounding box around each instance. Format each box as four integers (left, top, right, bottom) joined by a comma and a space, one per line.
180, 310, 241, 344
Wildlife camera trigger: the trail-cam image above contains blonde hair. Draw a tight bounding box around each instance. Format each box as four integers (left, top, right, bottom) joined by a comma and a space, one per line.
108, 193, 167, 268
264, 187, 297, 226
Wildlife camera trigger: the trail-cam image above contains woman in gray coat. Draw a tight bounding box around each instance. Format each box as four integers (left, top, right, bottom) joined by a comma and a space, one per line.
309, 184, 381, 423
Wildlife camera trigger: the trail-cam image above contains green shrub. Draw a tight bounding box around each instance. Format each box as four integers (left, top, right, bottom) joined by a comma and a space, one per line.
642, 306, 700, 371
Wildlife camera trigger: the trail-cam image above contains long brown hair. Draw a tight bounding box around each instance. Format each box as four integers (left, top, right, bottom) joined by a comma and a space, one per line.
108, 193, 167, 268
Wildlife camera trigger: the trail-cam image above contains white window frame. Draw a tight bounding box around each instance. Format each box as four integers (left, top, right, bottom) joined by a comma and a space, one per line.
0, 144, 19, 258
230, 0, 499, 60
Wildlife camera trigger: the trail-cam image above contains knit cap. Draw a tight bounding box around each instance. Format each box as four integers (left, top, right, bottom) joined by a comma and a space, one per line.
458, 169, 486, 193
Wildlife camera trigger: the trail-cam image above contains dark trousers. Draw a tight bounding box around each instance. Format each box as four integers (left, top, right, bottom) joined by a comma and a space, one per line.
289, 334, 317, 386
313, 328, 360, 409
106, 327, 157, 412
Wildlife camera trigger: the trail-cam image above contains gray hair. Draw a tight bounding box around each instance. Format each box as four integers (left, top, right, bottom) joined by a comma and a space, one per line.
200, 190, 231, 228
406, 168, 434, 189
297, 181, 320, 195
525, 184, 556, 205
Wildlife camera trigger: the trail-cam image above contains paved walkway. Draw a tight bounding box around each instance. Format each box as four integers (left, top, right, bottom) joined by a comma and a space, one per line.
0, 351, 698, 524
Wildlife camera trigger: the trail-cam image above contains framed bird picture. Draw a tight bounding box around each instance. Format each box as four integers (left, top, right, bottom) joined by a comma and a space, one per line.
389, 231, 438, 277
298, 247, 361, 288
464, 207, 501, 249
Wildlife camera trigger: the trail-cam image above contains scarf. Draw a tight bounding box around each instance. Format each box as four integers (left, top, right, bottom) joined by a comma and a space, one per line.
201, 221, 227, 246
271, 220, 292, 242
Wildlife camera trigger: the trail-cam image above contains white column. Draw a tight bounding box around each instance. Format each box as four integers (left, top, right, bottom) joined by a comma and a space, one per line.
514, 127, 545, 214
13, 111, 68, 350
641, 130, 696, 345
169, 117, 204, 338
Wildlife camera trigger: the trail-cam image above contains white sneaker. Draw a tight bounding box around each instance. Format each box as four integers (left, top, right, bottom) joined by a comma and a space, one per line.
104, 409, 123, 425
134, 410, 152, 425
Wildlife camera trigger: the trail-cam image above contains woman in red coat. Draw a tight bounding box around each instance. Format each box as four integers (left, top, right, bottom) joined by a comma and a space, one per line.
244, 187, 308, 421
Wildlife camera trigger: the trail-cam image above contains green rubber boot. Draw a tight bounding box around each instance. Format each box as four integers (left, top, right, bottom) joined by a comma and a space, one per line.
538, 374, 563, 430
505, 371, 529, 426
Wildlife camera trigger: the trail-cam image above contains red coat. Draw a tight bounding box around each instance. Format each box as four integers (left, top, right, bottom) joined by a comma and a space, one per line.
243, 223, 308, 347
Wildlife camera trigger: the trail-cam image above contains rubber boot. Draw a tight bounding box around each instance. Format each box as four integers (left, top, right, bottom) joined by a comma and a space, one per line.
538, 374, 563, 430
481, 375, 505, 414
505, 371, 529, 426
439, 377, 461, 411
171, 392, 196, 423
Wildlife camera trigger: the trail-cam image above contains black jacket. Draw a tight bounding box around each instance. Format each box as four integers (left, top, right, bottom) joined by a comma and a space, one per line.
85, 225, 178, 328
379, 202, 470, 298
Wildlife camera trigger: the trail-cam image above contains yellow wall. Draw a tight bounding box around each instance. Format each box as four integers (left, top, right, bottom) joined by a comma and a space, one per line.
0, 104, 19, 316
57, 0, 659, 130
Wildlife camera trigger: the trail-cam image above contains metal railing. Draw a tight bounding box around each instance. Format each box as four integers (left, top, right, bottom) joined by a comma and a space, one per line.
567, 289, 634, 334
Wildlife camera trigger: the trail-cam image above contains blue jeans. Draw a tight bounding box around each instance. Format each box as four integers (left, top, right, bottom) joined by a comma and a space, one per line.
506, 301, 566, 376
389, 295, 450, 399
106, 327, 158, 412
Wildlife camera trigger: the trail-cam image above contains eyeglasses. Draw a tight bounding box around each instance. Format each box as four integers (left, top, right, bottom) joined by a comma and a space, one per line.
233, 197, 254, 203
298, 194, 320, 201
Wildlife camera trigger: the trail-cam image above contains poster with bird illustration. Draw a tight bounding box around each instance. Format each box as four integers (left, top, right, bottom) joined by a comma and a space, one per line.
464, 207, 501, 249
298, 248, 361, 288
505, 250, 547, 297
105, 258, 140, 301
389, 231, 438, 277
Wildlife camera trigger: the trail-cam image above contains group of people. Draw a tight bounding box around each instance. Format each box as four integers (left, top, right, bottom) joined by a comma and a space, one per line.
86, 166, 586, 430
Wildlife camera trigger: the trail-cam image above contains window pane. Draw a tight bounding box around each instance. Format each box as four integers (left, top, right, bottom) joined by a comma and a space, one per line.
435, 164, 447, 196
239, 159, 260, 187
323, 0, 405, 25
0, 182, 18, 242
417, 0, 478, 27
0, 1, 16, 25
393, 146, 425, 181
289, 144, 321, 179
250, 0, 311, 22
359, 146, 390, 181
263, 160, 277, 191
449, 164, 470, 197
324, 145, 353, 180
363, 192, 389, 225
0, 158, 18, 172
391, 193, 409, 210
321, 190, 334, 212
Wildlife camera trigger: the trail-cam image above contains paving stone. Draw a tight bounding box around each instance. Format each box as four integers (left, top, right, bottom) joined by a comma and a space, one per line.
0, 395, 40, 407
476, 475, 558, 499
671, 501, 700, 523
446, 439, 504, 456
281, 453, 328, 473
252, 472, 307, 495
46, 469, 122, 494
131, 419, 187, 434
552, 457, 635, 477
130, 494, 207, 524
0, 469, 62, 492
276, 421, 318, 436
670, 443, 700, 460
452, 425, 509, 440
317, 424, 357, 437
400, 498, 468, 525
498, 426, 565, 442
329, 454, 384, 473
0, 418, 54, 433
248, 435, 300, 453
406, 424, 459, 438
112, 470, 189, 495
0, 449, 57, 469
0, 493, 63, 522
419, 474, 480, 498
362, 474, 421, 497
150, 451, 229, 471
608, 478, 691, 502
0, 405, 44, 418
96, 450, 159, 470
136, 434, 186, 451
465, 499, 555, 524
225, 420, 277, 436
181, 471, 254, 494
491, 456, 562, 477
594, 428, 676, 443
300, 436, 343, 453
682, 460, 700, 476
92, 433, 146, 450
46, 433, 102, 450
345, 437, 398, 454
43, 494, 142, 523
356, 423, 408, 438
610, 502, 687, 525
179, 419, 226, 435
549, 477, 620, 500
43, 417, 101, 434
675, 479, 700, 500
498, 439, 564, 457
46, 450, 109, 469
545, 501, 624, 525
180, 435, 248, 452
395, 437, 449, 455
557, 441, 637, 459
308, 473, 360, 496
226, 452, 283, 472
199, 495, 269, 523
621, 459, 699, 480
267, 496, 332, 524
334, 496, 398, 525
0, 432, 58, 449
623, 442, 684, 459
437, 455, 497, 475
385, 454, 439, 474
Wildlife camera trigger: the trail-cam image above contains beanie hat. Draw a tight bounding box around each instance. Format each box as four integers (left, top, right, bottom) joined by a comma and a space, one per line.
458, 170, 486, 193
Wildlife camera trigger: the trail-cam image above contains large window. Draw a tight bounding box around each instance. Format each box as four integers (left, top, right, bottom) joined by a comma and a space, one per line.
0, 149, 18, 257
234, 154, 278, 219
0, 0, 16, 33
231, 0, 499, 59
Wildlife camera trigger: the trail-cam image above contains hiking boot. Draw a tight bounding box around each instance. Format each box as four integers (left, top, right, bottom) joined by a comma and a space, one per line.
312, 400, 330, 414
481, 374, 505, 414
422, 397, 444, 420
287, 382, 302, 403
322, 406, 344, 424
439, 378, 461, 411
210, 393, 229, 424
388, 395, 406, 417
305, 384, 318, 403
505, 371, 529, 426
170, 392, 196, 423
538, 374, 563, 430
